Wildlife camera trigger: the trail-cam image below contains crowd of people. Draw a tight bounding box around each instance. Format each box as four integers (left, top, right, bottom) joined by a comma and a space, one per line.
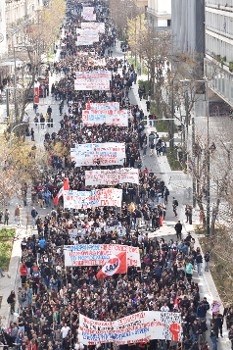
1, 1, 233, 350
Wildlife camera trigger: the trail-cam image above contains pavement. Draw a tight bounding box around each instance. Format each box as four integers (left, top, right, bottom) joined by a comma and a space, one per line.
0, 40, 231, 348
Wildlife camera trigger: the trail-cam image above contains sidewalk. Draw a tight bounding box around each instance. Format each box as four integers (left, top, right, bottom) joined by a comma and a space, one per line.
127, 51, 230, 349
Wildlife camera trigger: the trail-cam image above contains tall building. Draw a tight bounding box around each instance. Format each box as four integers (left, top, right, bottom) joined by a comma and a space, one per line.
205, 1, 233, 107
0, 0, 7, 57
171, 0, 205, 56
147, 0, 171, 30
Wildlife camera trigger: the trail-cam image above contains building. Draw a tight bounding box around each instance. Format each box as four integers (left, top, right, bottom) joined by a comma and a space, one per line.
147, 0, 171, 30
0, 0, 7, 57
205, 1, 233, 107
6, 0, 44, 50
171, 0, 205, 56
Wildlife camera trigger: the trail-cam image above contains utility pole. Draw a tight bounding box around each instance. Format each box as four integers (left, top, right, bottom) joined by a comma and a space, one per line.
206, 79, 210, 237
13, 45, 17, 125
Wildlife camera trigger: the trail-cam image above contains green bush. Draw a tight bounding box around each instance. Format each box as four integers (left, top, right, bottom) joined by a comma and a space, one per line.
0, 228, 16, 270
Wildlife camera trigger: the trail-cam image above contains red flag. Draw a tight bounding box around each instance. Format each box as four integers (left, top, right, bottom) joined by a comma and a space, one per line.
173, 296, 179, 310
53, 178, 69, 205
86, 98, 91, 110
96, 252, 127, 279
34, 87, 39, 104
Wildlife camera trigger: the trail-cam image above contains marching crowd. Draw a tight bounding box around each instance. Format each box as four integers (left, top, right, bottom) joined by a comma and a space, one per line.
1, 1, 233, 350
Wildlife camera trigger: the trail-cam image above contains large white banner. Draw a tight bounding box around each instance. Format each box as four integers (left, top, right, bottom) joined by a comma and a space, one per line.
82, 13, 96, 21
76, 34, 99, 46
63, 188, 122, 209
85, 168, 139, 186
64, 244, 141, 267
86, 102, 119, 110
81, 22, 105, 33
79, 311, 182, 345
71, 142, 125, 167
82, 109, 129, 127
75, 71, 111, 91
82, 6, 94, 15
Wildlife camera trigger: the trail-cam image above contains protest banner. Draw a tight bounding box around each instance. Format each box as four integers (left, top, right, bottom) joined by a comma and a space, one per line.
63, 188, 122, 209
70, 142, 125, 167
76, 34, 99, 46
64, 244, 141, 267
75, 71, 111, 91
85, 168, 139, 186
82, 6, 94, 15
78, 311, 182, 345
81, 22, 105, 33
82, 109, 129, 127
86, 102, 119, 110
82, 13, 96, 21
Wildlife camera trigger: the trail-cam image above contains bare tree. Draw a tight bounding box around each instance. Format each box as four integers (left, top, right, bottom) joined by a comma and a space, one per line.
9, 0, 66, 128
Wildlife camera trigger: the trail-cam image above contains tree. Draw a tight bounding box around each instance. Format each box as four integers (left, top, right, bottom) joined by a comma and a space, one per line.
0, 134, 48, 206
9, 0, 66, 127
127, 16, 171, 98
109, 0, 140, 39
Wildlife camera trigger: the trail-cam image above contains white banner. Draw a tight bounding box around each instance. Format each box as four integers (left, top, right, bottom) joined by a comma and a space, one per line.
63, 188, 122, 209
85, 168, 139, 186
75, 71, 111, 91
76, 34, 99, 46
79, 311, 182, 345
82, 13, 96, 21
82, 109, 129, 127
82, 6, 94, 15
86, 102, 119, 110
64, 244, 141, 267
81, 22, 105, 33
71, 142, 125, 167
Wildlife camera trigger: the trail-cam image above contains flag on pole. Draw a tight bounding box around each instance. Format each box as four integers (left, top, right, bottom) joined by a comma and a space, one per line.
53, 178, 69, 206
96, 252, 127, 279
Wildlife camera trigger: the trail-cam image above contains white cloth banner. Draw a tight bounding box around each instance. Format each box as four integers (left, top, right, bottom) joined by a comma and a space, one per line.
64, 244, 141, 267
63, 188, 122, 209
79, 311, 182, 345
86, 102, 119, 110
82, 13, 96, 21
76, 34, 99, 46
75, 71, 111, 91
82, 109, 129, 127
82, 6, 94, 15
71, 142, 125, 167
85, 168, 139, 186
81, 22, 105, 33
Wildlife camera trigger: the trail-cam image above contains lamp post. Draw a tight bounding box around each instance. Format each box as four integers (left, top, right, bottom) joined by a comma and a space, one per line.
205, 78, 210, 238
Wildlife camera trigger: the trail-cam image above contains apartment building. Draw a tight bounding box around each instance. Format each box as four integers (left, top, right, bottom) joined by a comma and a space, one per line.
147, 0, 171, 30
205, 0, 233, 107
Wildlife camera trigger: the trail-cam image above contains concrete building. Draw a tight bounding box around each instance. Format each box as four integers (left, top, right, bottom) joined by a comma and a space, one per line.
0, 0, 7, 57
6, 0, 44, 50
205, 1, 233, 107
147, 0, 171, 30
171, 0, 205, 56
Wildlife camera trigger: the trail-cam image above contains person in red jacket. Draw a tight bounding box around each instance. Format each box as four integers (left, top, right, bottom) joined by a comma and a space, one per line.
19, 261, 28, 285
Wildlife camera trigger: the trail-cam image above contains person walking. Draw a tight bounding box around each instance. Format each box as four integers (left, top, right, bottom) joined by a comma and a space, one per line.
172, 197, 179, 217
175, 220, 182, 240
14, 204, 21, 226
4, 208, 10, 225
7, 290, 16, 314
204, 251, 210, 272
31, 207, 38, 228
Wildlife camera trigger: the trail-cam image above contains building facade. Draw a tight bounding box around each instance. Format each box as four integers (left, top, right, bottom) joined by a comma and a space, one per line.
147, 0, 171, 30
205, 0, 233, 107
0, 0, 7, 57
171, 0, 204, 55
